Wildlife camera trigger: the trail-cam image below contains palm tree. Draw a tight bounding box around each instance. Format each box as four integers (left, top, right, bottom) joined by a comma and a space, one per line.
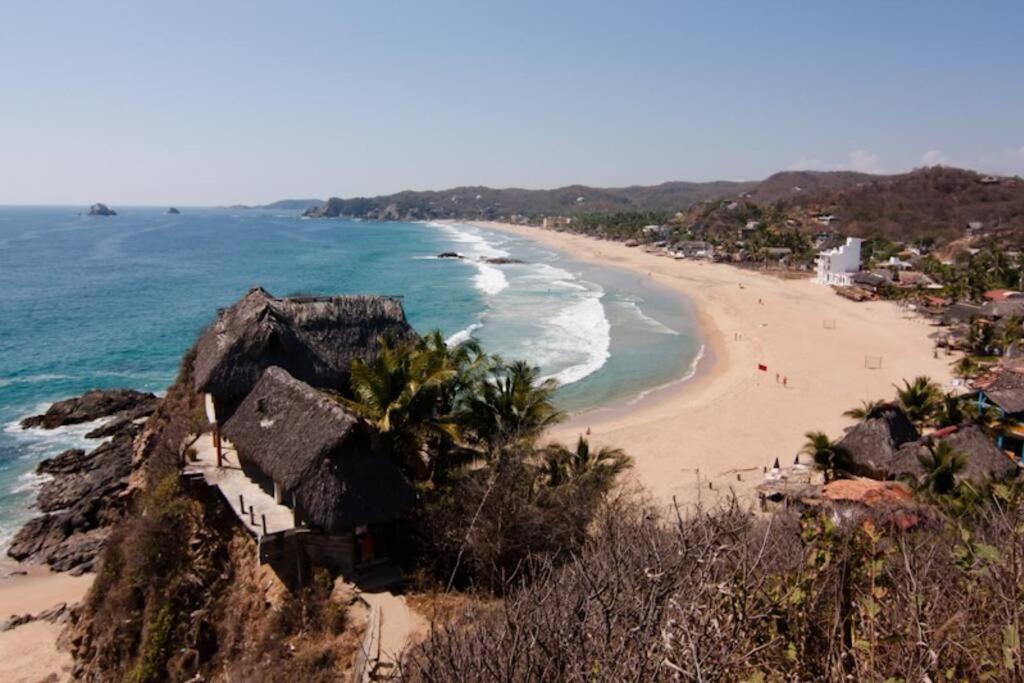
543, 436, 631, 487
895, 376, 942, 428
916, 440, 966, 497
340, 334, 460, 473
459, 360, 564, 454
843, 399, 886, 421
952, 356, 979, 381
801, 431, 852, 482
934, 392, 974, 428
1000, 315, 1024, 354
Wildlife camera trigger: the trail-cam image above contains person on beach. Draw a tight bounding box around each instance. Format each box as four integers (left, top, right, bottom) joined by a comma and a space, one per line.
783, 376, 788, 388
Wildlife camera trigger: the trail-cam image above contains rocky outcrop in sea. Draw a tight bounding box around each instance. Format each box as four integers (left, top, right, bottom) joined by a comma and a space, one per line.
167, 207, 181, 215
87, 203, 117, 216
8, 389, 160, 574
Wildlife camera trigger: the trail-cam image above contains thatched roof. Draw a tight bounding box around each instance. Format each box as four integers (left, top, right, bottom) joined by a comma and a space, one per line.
222, 366, 415, 531
892, 423, 1018, 485
837, 404, 920, 479
982, 369, 1024, 415
194, 287, 413, 404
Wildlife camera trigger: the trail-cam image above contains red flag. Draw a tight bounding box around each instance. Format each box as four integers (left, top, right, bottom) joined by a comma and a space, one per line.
757, 363, 768, 372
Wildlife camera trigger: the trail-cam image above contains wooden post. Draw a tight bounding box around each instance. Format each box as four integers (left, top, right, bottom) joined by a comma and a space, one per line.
249, 507, 256, 525
239, 494, 245, 512
215, 426, 223, 467
261, 514, 267, 535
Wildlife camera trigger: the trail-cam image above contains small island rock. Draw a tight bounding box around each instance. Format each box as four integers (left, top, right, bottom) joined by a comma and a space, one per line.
87, 203, 117, 216
166, 207, 181, 215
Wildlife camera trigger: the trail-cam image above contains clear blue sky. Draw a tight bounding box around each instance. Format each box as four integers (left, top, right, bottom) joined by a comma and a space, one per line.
1, 1, 1022, 205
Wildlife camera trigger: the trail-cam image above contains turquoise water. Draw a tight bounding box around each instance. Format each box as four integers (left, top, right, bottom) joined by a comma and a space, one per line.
0, 207, 701, 547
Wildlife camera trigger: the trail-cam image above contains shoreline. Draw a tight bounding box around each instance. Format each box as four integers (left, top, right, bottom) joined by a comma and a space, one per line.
466, 220, 955, 507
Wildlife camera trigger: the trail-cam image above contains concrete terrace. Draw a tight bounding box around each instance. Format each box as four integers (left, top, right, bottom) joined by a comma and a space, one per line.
183, 432, 295, 538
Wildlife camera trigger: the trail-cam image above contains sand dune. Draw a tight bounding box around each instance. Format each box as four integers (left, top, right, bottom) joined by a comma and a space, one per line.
471, 221, 954, 507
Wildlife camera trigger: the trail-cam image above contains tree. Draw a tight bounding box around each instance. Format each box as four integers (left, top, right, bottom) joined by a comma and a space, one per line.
1000, 315, 1024, 354
952, 356, 979, 381
340, 334, 460, 474
801, 431, 852, 482
934, 392, 974, 428
543, 437, 632, 488
459, 360, 564, 455
843, 400, 886, 421
895, 376, 942, 428
916, 440, 966, 497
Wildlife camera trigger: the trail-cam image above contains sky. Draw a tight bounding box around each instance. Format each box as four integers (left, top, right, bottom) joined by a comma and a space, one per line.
0, 1, 1022, 206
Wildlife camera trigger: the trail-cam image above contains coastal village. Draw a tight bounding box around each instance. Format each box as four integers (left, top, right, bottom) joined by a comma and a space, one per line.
6, 173, 1024, 681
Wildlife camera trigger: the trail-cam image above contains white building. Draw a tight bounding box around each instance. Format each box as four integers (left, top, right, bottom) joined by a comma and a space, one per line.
815, 237, 863, 286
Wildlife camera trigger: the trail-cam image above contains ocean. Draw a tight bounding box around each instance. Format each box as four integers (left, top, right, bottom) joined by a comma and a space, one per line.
0, 207, 702, 549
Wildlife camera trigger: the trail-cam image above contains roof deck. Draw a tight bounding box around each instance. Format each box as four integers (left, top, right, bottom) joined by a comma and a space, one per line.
183, 431, 296, 538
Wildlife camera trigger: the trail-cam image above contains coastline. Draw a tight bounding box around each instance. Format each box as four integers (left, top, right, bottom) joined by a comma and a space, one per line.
466, 221, 955, 507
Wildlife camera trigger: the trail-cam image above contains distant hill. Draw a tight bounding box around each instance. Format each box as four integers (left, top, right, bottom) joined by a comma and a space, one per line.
771, 167, 1024, 244
304, 181, 759, 221
261, 198, 325, 211
743, 170, 880, 204
223, 199, 326, 211
304, 167, 1024, 245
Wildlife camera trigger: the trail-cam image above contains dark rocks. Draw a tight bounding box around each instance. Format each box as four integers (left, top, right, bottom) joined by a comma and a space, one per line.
482, 257, 525, 265
1, 603, 70, 632
20, 388, 158, 430
437, 252, 463, 259
1, 613, 33, 631
166, 207, 181, 214
9, 392, 154, 574
86, 203, 116, 216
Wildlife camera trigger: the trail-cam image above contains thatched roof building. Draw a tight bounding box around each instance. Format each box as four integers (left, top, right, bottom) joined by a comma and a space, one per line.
979, 369, 1024, 417
194, 287, 413, 408
222, 366, 415, 532
836, 404, 920, 479
892, 423, 1018, 485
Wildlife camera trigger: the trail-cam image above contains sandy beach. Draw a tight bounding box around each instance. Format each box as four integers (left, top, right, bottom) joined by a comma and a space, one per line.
0, 561, 93, 682
469, 221, 955, 507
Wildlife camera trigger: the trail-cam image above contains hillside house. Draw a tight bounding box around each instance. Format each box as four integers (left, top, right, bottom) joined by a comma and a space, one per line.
673, 240, 712, 259
220, 367, 415, 575
193, 287, 413, 421
966, 221, 985, 237
975, 370, 1024, 461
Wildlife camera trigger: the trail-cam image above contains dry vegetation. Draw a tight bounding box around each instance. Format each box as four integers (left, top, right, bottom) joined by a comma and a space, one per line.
404, 487, 1024, 682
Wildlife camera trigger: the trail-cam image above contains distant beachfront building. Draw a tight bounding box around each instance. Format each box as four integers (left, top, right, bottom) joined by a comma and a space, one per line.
815, 237, 863, 286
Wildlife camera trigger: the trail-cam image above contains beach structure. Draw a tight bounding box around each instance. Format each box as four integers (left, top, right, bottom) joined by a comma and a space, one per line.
814, 237, 862, 286
217, 367, 415, 573
672, 240, 712, 259
819, 479, 924, 530
183, 287, 418, 583
193, 287, 413, 420
976, 370, 1024, 460
835, 404, 919, 480
892, 423, 1019, 483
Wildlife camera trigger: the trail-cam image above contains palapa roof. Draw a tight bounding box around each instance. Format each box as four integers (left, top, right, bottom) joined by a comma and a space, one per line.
222, 366, 415, 531
982, 369, 1024, 414
836, 404, 920, 480
942, 302, 984, 325
194, 287, 413, 403
891, 423, 1018, 484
